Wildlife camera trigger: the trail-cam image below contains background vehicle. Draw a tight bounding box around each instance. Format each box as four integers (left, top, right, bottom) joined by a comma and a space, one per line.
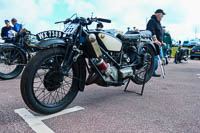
182, 41, 190, 47
174, 45, 189, 64
0, 29, 40, 80
190, 45, 200, 59
189, 39, 200, 47
20, 14, 156, 114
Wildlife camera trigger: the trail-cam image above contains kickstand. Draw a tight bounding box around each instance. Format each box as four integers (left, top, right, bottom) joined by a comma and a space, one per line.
124, 67, 148, 96
124, 77, 146, 96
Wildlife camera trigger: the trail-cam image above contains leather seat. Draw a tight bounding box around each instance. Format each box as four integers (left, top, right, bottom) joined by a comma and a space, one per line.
116, 30, 152, 41
116, 33, 140, 41
139, 30, 152, 38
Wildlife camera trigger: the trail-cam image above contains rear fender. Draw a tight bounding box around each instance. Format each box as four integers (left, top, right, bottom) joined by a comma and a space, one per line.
138, 41, 157, 55
36, 39, 66, 49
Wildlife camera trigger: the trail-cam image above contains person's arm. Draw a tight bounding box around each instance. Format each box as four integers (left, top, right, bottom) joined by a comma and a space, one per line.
1, 28, 3, 38
1, 27, 5, 38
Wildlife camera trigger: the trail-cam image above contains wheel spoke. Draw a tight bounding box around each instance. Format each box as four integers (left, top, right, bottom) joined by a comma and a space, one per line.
32, 54, 74, 106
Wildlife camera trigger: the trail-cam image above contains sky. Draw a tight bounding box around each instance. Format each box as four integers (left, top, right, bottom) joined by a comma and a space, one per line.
0, 0, 200, 41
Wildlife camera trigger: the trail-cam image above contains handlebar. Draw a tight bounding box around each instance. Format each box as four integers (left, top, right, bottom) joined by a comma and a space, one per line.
97, 18, 111, 23
55, 19, 72, 24
55, 21, 65, 24
54, 16, 111, 25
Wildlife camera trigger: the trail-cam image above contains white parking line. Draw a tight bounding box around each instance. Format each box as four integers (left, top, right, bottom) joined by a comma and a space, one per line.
197, 74, 200, 76
14, 106, 84, 133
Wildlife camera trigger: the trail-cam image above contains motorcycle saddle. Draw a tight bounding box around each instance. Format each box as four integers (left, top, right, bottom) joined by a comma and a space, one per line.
116, 30, 152, 41
139, 30, 152, 38
116, 33, 140, 41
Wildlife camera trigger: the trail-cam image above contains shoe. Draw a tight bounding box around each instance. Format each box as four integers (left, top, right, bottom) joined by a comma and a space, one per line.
166, 59, 168, 65
152, 73, 161, 77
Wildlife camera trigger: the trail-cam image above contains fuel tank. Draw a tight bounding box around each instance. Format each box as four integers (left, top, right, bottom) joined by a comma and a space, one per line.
97, 32, 122, 52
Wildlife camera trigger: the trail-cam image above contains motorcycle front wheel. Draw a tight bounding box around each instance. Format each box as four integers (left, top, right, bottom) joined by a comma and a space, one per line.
132, 45, 155, 85
0, 47, 25, 80
20, 47, 79, 114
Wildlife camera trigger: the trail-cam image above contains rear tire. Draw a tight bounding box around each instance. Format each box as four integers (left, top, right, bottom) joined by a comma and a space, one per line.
20, 47, 79, 114
190, 56, 194, 60
132, 45, 155, 85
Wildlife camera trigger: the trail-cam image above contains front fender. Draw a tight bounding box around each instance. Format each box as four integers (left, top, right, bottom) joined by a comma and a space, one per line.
36, 39, 66, 49
75, 56, 86, 91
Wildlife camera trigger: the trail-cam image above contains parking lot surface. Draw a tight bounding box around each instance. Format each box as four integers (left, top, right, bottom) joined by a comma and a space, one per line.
0, 59, 200, 133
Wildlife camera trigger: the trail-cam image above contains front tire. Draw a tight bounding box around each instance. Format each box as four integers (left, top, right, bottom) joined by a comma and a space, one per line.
20, 47, 79, 114
0, 47, 25, 80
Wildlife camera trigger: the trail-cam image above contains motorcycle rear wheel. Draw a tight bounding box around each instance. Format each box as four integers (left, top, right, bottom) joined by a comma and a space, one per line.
20, 47, 79, 114
132, 45, 155, 85
174, 53, 179, 64
0, 47, 25, 80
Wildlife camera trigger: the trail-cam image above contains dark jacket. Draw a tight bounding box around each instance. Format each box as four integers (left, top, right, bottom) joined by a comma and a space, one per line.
146, 15, 163, 55
1, 26, 13, 38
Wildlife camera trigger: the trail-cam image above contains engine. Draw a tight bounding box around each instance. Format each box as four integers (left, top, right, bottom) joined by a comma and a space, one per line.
92, 56, 133, 86
87, 33, 135, 86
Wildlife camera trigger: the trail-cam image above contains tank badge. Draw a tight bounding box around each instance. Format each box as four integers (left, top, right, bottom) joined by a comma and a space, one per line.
100, 34, 105, 39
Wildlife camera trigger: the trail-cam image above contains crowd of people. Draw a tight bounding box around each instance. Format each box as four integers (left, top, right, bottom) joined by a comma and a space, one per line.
1, 18, 22, 43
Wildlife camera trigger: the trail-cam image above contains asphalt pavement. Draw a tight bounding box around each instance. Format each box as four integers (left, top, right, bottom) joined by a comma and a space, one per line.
0, 59, 200, 133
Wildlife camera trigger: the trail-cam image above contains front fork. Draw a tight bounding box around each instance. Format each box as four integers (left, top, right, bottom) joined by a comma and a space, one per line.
62, 44, 83, 76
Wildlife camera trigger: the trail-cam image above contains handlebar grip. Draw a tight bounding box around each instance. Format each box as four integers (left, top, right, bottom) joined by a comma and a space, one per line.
55, 19, 71, 24
97, 18, 111, 23
55, 21, 65, 24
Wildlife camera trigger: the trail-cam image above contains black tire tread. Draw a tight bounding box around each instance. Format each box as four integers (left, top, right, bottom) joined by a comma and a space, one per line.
20, 47, 79, 114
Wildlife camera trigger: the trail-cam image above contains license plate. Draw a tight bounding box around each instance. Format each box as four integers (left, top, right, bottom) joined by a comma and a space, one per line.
195, 52, 200, 54
64, 24, 79, 35
36, 30, 65, 41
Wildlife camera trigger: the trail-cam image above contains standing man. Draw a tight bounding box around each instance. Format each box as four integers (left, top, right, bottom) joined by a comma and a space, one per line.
146, 9, 166, 77
1, 20, 13, 43
11, 18, 22, 33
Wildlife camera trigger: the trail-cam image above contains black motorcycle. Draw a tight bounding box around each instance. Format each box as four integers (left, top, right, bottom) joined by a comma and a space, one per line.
20, 14, 157, 114
174, 45, 189, 64
0, 29, 40, 80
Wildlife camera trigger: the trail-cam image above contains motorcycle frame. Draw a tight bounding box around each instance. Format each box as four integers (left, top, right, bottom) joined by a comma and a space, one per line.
62, 23, 144, 87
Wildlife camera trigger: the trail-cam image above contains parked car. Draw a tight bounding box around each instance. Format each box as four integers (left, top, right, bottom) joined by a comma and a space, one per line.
182, 41, 190, 47
190, 39, 200, 47
190, 45, 200, 59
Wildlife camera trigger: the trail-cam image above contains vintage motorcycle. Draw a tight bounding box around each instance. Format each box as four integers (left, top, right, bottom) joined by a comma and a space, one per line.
174, 45, 189, 64
20, 14, 157, 114
0, 29, 40, 80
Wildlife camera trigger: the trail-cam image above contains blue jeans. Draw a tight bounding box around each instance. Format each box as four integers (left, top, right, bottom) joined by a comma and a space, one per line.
163, 49, 167, 57
154, 55, 159, 75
